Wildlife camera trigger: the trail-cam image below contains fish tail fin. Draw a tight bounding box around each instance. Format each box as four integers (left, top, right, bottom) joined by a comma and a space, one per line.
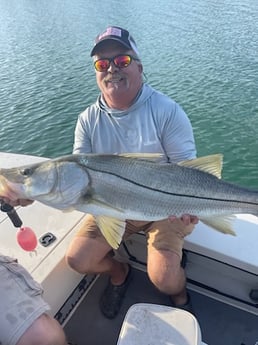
200, 215, 236, 235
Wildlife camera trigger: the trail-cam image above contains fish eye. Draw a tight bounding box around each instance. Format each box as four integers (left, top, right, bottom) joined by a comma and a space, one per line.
20, 168, 33, 176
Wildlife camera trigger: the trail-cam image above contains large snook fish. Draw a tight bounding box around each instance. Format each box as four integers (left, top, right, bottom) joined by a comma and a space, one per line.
0, 153, 258, 249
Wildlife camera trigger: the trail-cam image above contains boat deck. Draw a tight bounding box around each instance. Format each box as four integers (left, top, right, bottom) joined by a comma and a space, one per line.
64, 266, 258, 345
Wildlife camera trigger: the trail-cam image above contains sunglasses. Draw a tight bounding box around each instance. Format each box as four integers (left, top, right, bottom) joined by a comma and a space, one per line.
94, 54, 139, 72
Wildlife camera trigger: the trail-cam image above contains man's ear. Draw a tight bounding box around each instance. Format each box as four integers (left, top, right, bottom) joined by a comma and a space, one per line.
138, 63, 143, 73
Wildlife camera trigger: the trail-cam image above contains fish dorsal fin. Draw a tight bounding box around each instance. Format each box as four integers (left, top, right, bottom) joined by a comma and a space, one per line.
178, 154, 223, 179
200, 215, 236, 235
118, 153, 164, 161
95, 216, 126, 249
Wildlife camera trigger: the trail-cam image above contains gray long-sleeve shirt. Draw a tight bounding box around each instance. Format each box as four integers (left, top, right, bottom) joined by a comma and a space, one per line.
73, 84, 196, 163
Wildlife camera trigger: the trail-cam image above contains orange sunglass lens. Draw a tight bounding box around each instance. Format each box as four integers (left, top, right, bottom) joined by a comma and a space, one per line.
114, 55, 131, 68
95, 59, 109, 71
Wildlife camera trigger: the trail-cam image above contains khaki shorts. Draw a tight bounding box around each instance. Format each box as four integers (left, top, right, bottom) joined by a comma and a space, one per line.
76, 214, 193, 259
0, 255, 50, 345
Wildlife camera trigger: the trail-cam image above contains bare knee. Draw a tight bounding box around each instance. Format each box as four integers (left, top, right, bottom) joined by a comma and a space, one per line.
147, 250, 185, 295
65, 236, 96, 273
65, 236, 112, 274
148, 267, 185, 294
17, 314, 67, 345
66, 253, 94, 274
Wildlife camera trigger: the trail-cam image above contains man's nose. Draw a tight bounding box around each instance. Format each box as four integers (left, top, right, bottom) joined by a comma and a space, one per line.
107, 61, 119, 73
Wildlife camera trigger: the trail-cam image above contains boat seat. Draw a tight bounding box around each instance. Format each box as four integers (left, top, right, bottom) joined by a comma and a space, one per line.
117, 303, 207, 345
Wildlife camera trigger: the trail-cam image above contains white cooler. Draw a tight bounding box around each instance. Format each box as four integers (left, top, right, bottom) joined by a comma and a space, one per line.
117, 303, 207, 345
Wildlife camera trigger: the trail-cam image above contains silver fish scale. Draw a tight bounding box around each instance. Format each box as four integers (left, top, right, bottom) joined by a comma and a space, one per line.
78, 155, 258, 219
80, 155, 258, 201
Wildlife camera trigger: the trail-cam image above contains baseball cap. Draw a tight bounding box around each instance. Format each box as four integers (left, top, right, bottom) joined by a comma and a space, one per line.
90, 26, 139, 57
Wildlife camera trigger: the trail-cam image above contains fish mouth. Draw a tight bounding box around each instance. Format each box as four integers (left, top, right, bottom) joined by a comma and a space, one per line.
0, 176, 23, 200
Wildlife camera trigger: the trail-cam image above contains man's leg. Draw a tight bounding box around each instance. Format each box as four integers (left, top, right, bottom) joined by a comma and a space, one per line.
146, 218, 195, 308
65, 215, 131, 319
147, 247, 189, 305
65, 215, 128, 282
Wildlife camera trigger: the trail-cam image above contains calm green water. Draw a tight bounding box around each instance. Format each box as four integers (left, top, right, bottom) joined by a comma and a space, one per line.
0, 0, 258, 187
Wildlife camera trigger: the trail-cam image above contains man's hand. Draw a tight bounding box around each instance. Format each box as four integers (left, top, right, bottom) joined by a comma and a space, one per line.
169, 214, 199, 226
168, 214, 199, 237
0, 197, 33, 207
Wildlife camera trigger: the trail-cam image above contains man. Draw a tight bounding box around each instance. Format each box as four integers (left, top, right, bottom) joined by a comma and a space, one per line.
65, 26, 198, 319
0, 253, 69, 345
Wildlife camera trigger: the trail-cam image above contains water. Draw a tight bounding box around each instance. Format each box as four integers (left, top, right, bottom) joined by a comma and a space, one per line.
0, 0, 258, 187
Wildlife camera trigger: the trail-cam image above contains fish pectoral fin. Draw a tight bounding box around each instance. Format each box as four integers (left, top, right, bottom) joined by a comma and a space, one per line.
200, 215, 236, 235
178, 154, 223, 179
95, 216, 126, 249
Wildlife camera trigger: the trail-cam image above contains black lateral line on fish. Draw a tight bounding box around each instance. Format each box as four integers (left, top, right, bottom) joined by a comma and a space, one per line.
87, 167, 258, 206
